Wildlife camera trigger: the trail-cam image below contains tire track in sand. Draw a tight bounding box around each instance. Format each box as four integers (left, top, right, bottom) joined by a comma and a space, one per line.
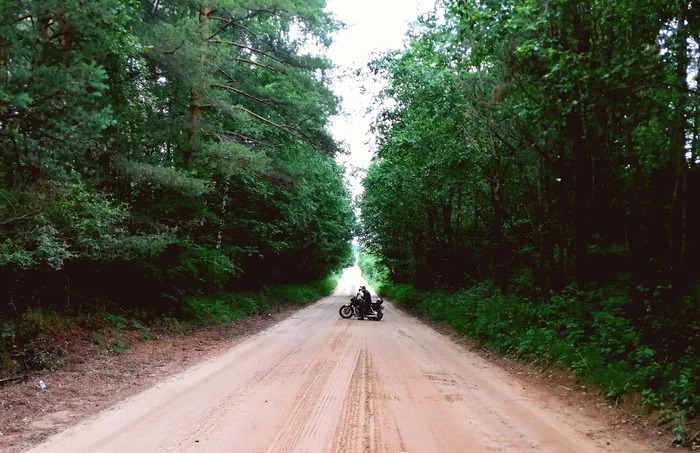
330, 342, 387, 453
262, 329, 355, 453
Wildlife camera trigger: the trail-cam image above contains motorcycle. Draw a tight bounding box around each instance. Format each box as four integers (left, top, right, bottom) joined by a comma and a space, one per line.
339, 294, 384, 321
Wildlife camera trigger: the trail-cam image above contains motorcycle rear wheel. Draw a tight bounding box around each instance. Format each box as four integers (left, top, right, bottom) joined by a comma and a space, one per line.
339, 305, 353, 319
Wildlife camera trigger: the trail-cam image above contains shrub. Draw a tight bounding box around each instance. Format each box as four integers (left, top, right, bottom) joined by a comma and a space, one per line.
368, 273, 700, 415
184, 275, 340, 325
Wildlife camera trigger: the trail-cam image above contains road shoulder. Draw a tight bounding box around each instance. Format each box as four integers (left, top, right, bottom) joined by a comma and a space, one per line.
0, 306, 301, 453
388, 301, 681, 452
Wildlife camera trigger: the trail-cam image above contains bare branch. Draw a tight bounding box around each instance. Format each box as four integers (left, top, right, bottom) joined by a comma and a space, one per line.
0, 210, 41, 226
229, 23, 263, 43
215, 131, 263, 146
7, 14, 32, 26
217, 68, 240, 85
212, 83, 276, 107
238, 106, 323, 150
214, 69, 280, 108
0, 375, 28, 386
0, 193, 17, 214
164, 39, 185, 55
208, 9, 284, 41
209, 39, 297, 67
232, 57, 284, 74
238, 106, 293, 134
210, 17, 264, 43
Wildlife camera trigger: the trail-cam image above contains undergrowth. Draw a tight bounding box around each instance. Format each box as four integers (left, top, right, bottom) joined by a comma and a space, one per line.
184, 274, 339, 324
0, 275, 339, 377
359, 254, 699, 442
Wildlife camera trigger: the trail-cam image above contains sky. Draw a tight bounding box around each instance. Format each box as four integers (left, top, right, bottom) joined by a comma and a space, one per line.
325, 0, 435, 197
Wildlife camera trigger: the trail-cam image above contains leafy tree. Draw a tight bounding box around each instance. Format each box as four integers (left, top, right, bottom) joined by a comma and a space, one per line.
361, 0, 699, 413
0, 0, 353, 318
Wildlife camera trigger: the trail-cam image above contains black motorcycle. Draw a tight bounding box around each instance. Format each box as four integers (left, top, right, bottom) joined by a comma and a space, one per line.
339, 295, 384, 321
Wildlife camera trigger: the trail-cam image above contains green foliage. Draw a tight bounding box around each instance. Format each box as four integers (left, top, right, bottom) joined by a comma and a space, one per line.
672, 412, 690, 445
0, 0, 353, 379
0, 310, 75, 374
103, 313, 128, 330
360, 0, 699, 417
90, 330, 130, 355
184, 275, 339, 325
0, 183, 135, 269
0, 0, 353, 327
373, 273, 699, 415
171, 244, 237, 292
358, 251, 388, 290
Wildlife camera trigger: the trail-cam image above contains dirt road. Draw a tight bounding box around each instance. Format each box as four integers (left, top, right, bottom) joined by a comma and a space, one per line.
26, 267, 663, 453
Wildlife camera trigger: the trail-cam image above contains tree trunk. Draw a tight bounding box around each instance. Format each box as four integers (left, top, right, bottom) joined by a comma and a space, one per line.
558, 200, 566, 287
187, 6, 212, 170
38, 17, 50, 39
668, 0, 689, 275
538, 157, 552, 291
443, 191, 454, 251
216, 180, 229, 250
426, 206, 437, 238
568, 109, 591, 285
490, 163, 507, 292
456, 186, 463, 248
691, 109, 698, 170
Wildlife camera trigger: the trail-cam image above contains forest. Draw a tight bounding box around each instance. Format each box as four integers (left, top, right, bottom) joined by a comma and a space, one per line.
360, 0, 700, 427
2, 0, 700, 439
0, 0, 353, 370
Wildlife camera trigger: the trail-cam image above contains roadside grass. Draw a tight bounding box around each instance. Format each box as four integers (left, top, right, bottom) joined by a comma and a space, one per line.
184, 274, 339, 324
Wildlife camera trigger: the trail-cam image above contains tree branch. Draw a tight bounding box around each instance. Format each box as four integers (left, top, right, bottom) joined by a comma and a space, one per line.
229, 23, 263, 43
238, 106, 293, 133
217, 68, 240, 84
208, 9, 284, 41
236, 106, 320, 149
215, 131, 264, 146
210, 18, 266, 46
164, 39, 185, 55
8, 14, 32, 26
209, 39, 298, 67
0, 210, 41, 226
232, 57, 284, 74
212, 83, 277, 107
214, 69, 280, 108
0, 375, 28, 386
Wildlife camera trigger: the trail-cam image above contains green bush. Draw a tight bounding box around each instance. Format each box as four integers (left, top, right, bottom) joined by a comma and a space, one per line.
0, 310, 75, 374
103, 313, 128, 330
0, 275, 340, 375
184, 275, 340, 325
369, 274, 700, 415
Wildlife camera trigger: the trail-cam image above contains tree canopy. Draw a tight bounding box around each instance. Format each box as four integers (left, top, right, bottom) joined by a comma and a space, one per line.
361, 0, 699, 414
0, 0, 354, 315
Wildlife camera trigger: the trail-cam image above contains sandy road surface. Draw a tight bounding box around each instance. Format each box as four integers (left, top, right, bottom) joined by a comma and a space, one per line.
26, 267, 662, 453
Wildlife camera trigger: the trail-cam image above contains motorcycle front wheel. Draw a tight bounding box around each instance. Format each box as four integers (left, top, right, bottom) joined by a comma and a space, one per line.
339, 305, 353, 319
374, 311, 384, 321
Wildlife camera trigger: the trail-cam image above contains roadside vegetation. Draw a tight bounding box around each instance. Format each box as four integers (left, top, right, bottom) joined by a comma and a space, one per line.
1, 275, 339, 377
361, 253, 698, 444
359, 0, 700, 444
1, 2, 352, 376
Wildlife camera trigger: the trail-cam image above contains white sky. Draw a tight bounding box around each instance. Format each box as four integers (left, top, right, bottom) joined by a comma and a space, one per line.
326, 0, 434, 198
